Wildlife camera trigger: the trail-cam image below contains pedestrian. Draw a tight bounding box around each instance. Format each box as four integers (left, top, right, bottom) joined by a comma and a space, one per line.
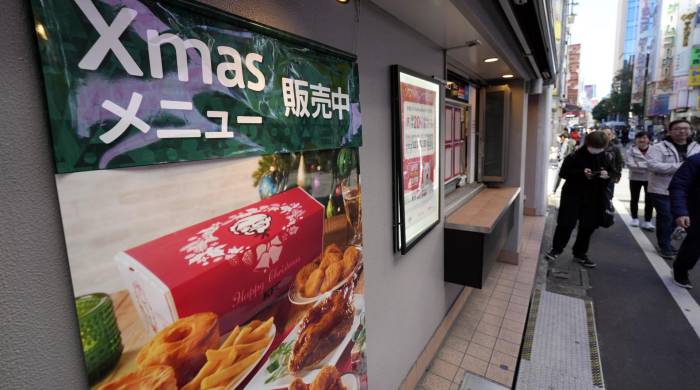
646, 119, 700, 259
648, 125, 656, 142
670, 153, 700, 289
626, 131, 655, 231
571, 128, 581, 144
621, 127, 630, 146
579, 127, 592, 146
553, 132, 577, 193
602, 127, 624, 199
544, 131, 613, 268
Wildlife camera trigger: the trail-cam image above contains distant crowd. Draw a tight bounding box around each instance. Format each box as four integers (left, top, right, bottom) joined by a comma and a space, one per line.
548, 120, 700, 289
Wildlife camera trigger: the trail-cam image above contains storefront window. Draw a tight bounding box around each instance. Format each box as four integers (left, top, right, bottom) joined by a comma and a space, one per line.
444, 73, 476, 193
481, 85, 511, 182
444, 103, 466, 182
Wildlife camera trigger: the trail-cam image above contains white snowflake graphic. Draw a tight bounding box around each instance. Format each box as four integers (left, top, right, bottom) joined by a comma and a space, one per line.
178, 201, 305, 268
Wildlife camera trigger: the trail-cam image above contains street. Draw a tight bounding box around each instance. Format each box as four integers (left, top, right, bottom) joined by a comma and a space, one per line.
533, 161, 700, 390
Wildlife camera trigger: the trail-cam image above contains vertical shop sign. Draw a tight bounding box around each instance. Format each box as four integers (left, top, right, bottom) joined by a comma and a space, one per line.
30, 0, 369, 389
689, 46, 700, 86
648, 94, 671, 115
391, 65, 441, 254
631, 0, 658, 104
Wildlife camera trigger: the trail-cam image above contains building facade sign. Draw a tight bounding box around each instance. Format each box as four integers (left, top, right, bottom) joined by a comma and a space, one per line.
689, 46, 700, 86
631, 0, 658, 104
566, 44, 581, 105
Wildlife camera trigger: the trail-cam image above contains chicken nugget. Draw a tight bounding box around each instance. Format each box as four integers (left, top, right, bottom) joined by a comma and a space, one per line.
295, 262, 318, 292
304, 268, 324, 297
310, 366, 344, 390
289, 378, 309, 390
320, 252, 342, 270
341, 246, 362, 278
321, 262, 343, 292
324, 243, 342, 257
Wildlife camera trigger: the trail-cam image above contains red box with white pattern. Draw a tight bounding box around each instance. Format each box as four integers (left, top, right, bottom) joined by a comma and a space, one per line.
115, 187, 323, 334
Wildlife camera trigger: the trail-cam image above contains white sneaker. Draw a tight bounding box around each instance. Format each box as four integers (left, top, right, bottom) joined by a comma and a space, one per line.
630, 218, 640, 227
642, 221, 655, 231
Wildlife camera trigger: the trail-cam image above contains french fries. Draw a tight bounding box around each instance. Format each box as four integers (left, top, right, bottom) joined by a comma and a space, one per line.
182, 316, 275, 390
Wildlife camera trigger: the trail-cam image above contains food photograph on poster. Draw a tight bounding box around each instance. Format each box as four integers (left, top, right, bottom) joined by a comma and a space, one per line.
30, 0, 367, 389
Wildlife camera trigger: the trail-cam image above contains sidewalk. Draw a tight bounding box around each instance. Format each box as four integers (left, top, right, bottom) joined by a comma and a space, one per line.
418, 216, 545, 390
520, 164, 700, 390
418, 161, 700, 390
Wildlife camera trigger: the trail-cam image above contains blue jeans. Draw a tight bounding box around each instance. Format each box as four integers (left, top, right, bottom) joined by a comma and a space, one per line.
648, 193, 674, 251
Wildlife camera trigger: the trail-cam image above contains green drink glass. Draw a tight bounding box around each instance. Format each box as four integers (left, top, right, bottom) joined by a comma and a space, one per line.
75, 293, 123, 384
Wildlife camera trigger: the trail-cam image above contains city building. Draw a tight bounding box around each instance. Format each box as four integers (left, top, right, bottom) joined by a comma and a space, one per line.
551, 0, 575, 134
628, 0, 700, 129
614, 0, 642, 72
566, 43, 582, 106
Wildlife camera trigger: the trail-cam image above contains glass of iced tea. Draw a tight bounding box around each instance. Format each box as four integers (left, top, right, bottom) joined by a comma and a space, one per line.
341, 170, 362, 244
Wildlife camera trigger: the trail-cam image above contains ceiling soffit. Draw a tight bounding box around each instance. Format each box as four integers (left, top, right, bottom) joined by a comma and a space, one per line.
369, 0, 524, 81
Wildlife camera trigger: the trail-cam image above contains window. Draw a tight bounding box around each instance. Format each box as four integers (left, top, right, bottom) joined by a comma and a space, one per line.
443, 73, 479, 192
444, 103, 465, 182
479, 85, 510, 182
443, 72, 480, 199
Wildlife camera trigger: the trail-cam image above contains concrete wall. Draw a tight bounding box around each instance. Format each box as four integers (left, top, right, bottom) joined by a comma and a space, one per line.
524, 86, 553, 217
1, 2, 87, 388
503, 82, 528, 255
1, 1, 462, 389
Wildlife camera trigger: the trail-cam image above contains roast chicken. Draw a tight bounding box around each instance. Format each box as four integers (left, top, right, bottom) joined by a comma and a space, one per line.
289, 287, 354, 373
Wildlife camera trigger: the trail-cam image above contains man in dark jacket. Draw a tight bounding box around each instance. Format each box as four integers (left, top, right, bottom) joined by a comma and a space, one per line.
670, 153, 700, 288
545, 131, 612, 268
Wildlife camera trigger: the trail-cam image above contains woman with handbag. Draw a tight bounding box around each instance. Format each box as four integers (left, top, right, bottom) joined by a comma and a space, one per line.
544, 131, 613, 268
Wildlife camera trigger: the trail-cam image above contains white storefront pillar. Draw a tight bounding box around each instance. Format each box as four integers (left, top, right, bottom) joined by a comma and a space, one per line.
525, 84, 553, 216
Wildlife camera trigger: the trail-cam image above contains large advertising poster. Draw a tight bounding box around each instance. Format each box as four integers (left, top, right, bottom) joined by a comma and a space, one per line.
391, 66, 441, 255
631, 0, 658, 104
30, 1, 368, 389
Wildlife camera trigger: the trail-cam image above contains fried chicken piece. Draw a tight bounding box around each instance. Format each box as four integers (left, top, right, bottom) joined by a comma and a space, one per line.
289, 288, 355, 372
304, 268, 325, 297
288, 378, 309, 390
321, 262, 343, 292
341, 246, 361, 278
288, 366, 346, 390
324, 243, 342, 258
295, 262, 318, 292
319, 251, 341, 270
310, 366, 345, 390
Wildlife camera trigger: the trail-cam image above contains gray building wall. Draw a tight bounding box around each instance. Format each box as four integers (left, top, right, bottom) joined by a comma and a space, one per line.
525, 86, 553, 217
504, 83, 528, 255
1, 1, 462, 389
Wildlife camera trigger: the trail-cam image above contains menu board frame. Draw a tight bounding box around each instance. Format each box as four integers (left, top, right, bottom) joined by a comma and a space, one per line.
391, 65, 442, 255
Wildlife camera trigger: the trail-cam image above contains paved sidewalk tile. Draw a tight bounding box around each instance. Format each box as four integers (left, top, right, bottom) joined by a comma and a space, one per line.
516, 290, 602, 390
418, 216, 546, 390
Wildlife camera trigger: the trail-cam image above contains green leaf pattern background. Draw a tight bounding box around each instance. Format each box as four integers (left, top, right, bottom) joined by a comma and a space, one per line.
31, 0, 362, 173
